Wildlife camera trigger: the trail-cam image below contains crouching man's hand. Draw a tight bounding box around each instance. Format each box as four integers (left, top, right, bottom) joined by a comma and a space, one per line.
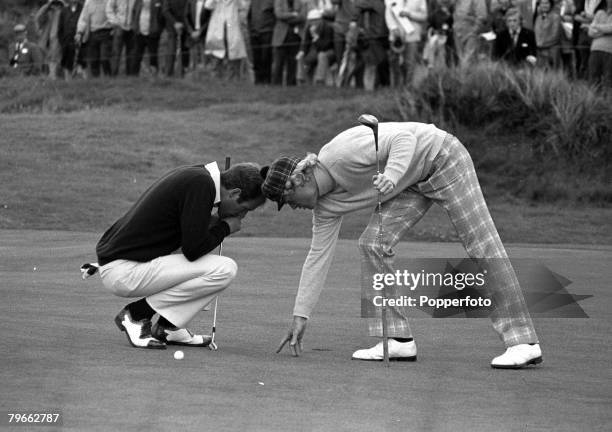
277, 315, 307, 357
223, 216, 242, 234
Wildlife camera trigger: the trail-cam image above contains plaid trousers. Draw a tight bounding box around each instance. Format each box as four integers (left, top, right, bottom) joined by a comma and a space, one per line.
359, 134, 538, 347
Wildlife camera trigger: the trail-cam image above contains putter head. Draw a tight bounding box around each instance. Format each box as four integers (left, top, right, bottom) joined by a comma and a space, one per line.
209, 341, 218, 351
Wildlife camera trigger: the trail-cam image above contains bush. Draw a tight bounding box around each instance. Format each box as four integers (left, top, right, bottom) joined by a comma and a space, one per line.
398, 62, 612, 168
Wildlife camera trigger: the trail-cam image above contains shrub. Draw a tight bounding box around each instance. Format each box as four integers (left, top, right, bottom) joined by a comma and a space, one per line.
398, 62, 612, 168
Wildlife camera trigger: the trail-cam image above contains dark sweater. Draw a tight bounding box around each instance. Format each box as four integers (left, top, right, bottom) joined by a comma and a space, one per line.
96, 165, 230, 266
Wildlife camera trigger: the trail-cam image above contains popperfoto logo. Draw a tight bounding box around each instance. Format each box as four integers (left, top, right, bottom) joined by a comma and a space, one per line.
361, 258, 591, 319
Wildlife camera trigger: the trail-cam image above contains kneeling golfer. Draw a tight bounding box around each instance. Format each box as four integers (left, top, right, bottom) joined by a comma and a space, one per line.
263, 121, 542, 368
94, 162, 266, 349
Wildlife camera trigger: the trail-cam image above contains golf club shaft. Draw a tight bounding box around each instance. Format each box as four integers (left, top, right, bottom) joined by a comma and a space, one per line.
377, 169, 389, 366
358, 114, 389, 365
210, 156, 231, 347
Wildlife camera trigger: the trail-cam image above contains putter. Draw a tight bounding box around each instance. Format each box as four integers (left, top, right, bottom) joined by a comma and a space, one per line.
358, 114, 390, 366
208, 156, 231, 351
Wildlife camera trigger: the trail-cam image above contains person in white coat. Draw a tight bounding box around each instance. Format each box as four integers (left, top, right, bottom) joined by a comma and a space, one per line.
204, 0, 249, 78
384, 0, 427, 87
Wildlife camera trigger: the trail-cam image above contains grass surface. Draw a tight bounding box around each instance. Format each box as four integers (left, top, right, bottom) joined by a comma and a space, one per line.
1, 231, 611, 431
0, 77, 610, 244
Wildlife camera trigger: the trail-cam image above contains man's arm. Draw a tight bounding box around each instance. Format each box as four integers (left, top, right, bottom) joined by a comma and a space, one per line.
403, 0, 428, 23
293, 213, 343, 318
590, 11, 612, 35
180, 177, 231, 261
76, 0, 90, 37
35, 1, 52, 32
380, 131, 417, 188
274, 0, 298, 22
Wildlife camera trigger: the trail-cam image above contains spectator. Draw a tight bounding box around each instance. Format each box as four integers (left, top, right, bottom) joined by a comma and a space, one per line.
296, 9, 335, 84
59, 0, 86, 79
9, 24, 44, 76
239, 0, 256, 82
588, 0, 612, 86
384, 0, 427, 87
163, 0, 190, 76
185, 0, 212, 70
534, 0, 563, 68
573, 0, 602, 78
133, 0, 165, 76
332, 0, 364, 87
76, 0, 113, 77
204, 0, 249, 79
35, 0, 66, 79
248, 0, 276, 83
351, 0, 389, 91
560, 0, 577, 76
490, 0, 513, 34
296, 0, 334, 83
515, 0, 538, 30
453, 0, 489, 62
107, 0, 139, 76
271, 0, 307, 85
493, 7, 538, 65
426, 0, 456, 67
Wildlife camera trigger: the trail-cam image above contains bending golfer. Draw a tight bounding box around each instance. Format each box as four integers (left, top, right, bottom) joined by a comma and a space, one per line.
263, 121, 542, 368
94, 162, 266, 349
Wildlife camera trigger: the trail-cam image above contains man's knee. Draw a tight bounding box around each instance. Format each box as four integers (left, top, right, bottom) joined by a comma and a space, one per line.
217, 256, 238, 282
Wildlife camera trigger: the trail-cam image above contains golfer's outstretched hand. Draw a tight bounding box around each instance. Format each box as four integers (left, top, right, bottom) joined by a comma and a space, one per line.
373, 173, 395, 195
276, 316, 307, 357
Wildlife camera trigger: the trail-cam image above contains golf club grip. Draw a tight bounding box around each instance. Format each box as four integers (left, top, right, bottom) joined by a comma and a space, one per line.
225, 157, 231, 170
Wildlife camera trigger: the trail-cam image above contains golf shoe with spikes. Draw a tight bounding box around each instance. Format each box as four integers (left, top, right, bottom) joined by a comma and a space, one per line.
151, 322, 212, 347
352, 339, 417, 361
114, 308, 166, 349
491, 343, 542, 369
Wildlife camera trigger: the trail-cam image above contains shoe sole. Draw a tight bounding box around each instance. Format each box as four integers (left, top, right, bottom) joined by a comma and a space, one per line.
352, 355, 417, 362
114, 314, 166, 350
167, 340, 212, 347
491, 356, 543, 369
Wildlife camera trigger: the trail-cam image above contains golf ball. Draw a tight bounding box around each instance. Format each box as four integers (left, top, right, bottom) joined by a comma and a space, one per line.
173, 350, 184, 360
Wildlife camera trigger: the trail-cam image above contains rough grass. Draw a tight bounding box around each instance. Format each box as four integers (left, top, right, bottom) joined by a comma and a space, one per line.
0, 75, 610, 244
398, 61, 612, 206
400, 61, 612, 163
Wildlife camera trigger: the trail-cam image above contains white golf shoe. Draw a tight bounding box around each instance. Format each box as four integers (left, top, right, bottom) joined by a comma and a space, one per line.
491, 343, 543, 369
352, 339, 417, 362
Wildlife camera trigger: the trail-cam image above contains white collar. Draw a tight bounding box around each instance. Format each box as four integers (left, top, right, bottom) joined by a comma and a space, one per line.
205, 161, 221, 205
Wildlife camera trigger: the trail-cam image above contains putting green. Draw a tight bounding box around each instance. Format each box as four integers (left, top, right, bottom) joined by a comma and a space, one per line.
1, 230, 610, 431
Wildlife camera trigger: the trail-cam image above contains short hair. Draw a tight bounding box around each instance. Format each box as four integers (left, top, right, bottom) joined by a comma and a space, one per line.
220, 163, 265, 203
505, 7, 521, 21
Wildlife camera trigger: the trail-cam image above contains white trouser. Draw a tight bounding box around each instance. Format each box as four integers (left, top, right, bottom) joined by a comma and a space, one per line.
99, 253, 237, 328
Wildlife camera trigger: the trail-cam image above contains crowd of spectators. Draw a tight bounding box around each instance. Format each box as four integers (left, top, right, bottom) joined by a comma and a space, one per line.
5, 0, 612, 88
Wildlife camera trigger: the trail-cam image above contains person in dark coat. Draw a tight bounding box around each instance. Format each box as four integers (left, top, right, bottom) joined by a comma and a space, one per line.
271, 0, 307, 86
9, 24, 44, 76
493, 7, 537, 66
350, 0, 389, 90
249, 0, 276, 83
133, 0, 165, 75
58, 0, 85, 78
163, 0, 190, 76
